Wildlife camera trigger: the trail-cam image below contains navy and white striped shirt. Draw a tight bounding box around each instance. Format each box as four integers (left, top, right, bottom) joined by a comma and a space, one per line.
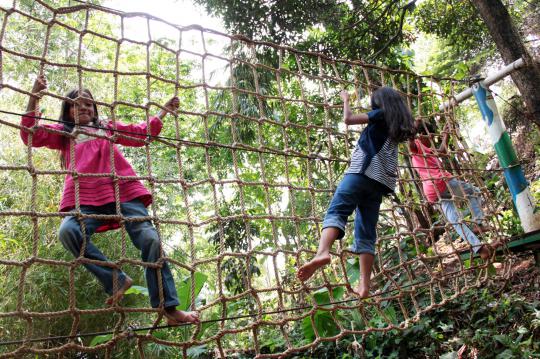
345, 109, 398, 193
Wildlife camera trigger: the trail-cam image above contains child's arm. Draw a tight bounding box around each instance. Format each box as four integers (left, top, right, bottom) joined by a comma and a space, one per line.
340, 90, 369, 125
408, 119, 422, 152
408, 138, 417, 152
112, 96, 179, 147
26, 74, 47, 113
438, 122, 450, 154
157, 96, 179, 120
20, 75, 65, 149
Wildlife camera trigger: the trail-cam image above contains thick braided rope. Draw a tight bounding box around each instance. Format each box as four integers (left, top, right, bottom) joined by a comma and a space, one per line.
0, 1, 517, 358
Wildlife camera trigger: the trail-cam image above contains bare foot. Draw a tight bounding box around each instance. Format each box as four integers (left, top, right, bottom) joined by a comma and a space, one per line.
472, 224, 489, 235
164, 308, 200, 325
353, 282, 370, 299
106, 277, 133, 306
478, 245, 491, 260
297, 254, 331, 282
479, 240, 502, 260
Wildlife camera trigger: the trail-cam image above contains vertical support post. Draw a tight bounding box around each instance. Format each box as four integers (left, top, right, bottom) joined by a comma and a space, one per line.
472, 81, 540, 233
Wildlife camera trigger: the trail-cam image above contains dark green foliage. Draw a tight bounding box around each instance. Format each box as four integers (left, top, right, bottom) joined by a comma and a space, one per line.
415, 1, 493, 64
276, 284, 540, 358
208, 211, 262, 295
194, 0, 417, 66
414, 0, 539, 78
1, 0, 540, 357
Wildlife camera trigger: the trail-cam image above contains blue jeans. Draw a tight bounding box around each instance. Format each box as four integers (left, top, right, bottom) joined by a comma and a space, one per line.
439, 179, 484, 252
58, 199, 179, 308
323, 174, 384, 255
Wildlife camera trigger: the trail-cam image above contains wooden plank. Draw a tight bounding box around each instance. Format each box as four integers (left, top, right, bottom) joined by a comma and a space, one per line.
505, 230, 540, 252
458, 229, 540, 260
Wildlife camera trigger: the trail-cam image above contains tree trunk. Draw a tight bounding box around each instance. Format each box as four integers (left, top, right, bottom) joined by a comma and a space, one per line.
471, 0, 540, 128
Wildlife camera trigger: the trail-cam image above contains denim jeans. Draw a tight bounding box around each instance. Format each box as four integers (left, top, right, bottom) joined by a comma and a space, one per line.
323, 174, 384, 255
438, 178, 484, 252
58, 199, 179, 308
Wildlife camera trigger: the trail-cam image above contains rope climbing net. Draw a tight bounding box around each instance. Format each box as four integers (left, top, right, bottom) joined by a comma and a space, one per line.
0, 1, 518, 358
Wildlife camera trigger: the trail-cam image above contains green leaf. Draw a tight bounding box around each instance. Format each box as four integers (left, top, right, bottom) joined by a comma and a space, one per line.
301, 288, 344, 340
383, 305, 398, 323
124, 285, 149, 297
350, 309, 366, 331
439, 322, 454, 332
187, 344, 207, 358
495, 349, 515, 359
89, 334, 113, 347
177, 272, 208, 311
332, 286, 345, 301
346, 258, 360, 284
312, 288, 331, 306
302, 316, 315, 341
303, 288, 344, 340
302, 310, 340, 341
152, 330, 168, 340
493, 334, 512, 347
312, 286, 345, 307
315, 311, 340, 338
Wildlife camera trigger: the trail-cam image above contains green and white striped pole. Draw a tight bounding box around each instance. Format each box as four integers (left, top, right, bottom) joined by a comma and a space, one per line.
472, 81, 540, 232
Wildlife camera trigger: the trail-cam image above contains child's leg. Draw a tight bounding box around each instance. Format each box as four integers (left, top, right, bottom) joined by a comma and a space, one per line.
121, 199, 179, 309
121, 199, 198, 324
447, 179, 484, 222
352, 197, 381, 298
296, 228, 340, 281
439, 199, 483, 252
58, 206, 130, 296
356, 253, 374, 298
297, 174, 362, 281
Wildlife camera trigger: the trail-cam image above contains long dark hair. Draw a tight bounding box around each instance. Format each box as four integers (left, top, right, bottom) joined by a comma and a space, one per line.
371, 87, 415, 142
59, 89, 99, 168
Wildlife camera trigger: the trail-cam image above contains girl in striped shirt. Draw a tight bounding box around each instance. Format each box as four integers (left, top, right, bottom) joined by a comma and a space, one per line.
297, 87, 415, 298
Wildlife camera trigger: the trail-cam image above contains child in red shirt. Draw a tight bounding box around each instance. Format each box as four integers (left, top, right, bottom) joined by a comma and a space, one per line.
409, 120, 491, 259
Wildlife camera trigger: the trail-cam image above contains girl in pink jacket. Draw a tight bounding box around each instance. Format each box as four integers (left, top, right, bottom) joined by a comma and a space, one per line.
21, 74, 198, 325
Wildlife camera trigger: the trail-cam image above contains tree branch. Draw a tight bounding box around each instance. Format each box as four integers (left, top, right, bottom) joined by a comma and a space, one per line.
367, 0, 416, 62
